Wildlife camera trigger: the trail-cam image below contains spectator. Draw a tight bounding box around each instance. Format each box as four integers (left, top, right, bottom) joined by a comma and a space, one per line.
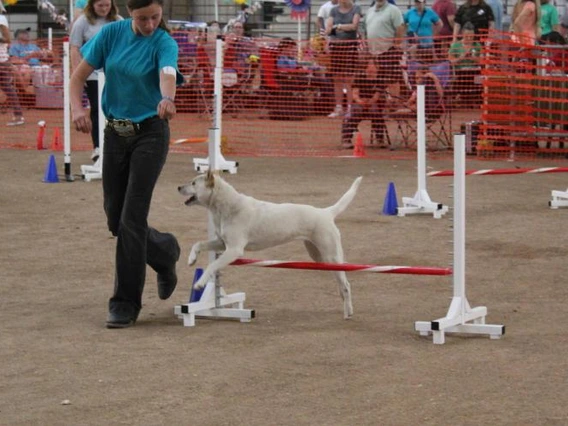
560, 8, 568, 38
453, 0, 495, 42
404, 0, 442, 62
449, 21, 482, 104
224, 22, 257, 79
394, 63, 444, 119
70, 0, 184, 329
325, 0, 361, 118
316, 0, 339, 35
0, 3, 24, 126
341, 56, 388, 149
539, 0, 560, 41
485, 0, 504, 32
70, 0, 122, 162
511, 0, 541, 45
364, 0, 406, 97
432, 0, 457, 58
73, 0, 87, 22
9, 28, 53, 96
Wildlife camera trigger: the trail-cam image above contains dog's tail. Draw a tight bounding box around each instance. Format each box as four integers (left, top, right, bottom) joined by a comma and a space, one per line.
327, 176, 363, 218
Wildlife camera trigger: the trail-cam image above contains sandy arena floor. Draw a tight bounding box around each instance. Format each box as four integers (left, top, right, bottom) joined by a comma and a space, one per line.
1, 149, 567, 425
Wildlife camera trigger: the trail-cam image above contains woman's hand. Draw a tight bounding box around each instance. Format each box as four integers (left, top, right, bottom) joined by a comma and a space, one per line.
72, 108, 92, 134
157, 97, 176, 120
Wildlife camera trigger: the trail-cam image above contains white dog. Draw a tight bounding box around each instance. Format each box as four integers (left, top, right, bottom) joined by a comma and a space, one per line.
178, 172, 362, 319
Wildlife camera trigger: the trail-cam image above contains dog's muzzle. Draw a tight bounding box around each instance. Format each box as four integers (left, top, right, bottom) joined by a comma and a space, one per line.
184, 195, 197, 206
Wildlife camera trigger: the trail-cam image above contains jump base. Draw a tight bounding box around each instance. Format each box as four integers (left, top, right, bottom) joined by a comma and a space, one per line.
398, 190, 449, 219
549, 189, 568, 209
415, 297, 505, 344
175, 282, 254, 327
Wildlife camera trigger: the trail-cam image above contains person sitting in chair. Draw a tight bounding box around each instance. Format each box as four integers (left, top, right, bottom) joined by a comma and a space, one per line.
9, 28, 53, 100
341, 56, 388, 149
395, 64, 444, 118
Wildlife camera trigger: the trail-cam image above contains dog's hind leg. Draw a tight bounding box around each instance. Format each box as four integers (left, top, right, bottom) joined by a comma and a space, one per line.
311, 231, 353, 320
188, 238, 226, 265
192, 246, 244, 290
303, 240, 322, 262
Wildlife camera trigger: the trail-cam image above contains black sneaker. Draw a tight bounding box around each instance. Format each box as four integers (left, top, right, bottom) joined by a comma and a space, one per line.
106, 310, 139, 329
157, 236, 181, 300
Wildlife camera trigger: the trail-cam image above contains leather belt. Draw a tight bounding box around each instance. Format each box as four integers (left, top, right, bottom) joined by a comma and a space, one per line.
106, 115, 159, 137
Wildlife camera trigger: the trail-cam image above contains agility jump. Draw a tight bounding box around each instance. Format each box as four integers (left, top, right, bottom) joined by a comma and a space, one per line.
426, 166, 568, 209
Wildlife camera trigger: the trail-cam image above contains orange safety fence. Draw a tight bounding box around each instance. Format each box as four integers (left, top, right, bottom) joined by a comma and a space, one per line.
2, 34, 567, 162
479, 30, 568, 160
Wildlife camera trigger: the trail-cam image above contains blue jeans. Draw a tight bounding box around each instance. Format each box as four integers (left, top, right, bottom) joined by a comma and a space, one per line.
102, 117, 178, 316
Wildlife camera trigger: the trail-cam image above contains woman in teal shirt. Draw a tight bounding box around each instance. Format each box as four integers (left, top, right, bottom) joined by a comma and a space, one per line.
70, 0, 184, 329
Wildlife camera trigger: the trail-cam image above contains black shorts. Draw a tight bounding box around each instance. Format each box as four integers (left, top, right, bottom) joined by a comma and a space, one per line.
374, 47, 403, 84
329, 40, 359, 76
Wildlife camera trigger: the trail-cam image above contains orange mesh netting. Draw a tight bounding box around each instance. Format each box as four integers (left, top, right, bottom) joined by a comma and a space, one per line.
2, 33, 567, 162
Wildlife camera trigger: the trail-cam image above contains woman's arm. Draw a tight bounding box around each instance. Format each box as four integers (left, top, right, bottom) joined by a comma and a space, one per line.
70, 45, 83, 71
158, 70, 177, 120
70, 59, 95, 133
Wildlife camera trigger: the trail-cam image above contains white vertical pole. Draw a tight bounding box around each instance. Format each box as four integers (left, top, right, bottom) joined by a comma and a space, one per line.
211, 36, 224, 305
214, 0, 219, 22
453, 134, 466, 311
97, 72, 105, 171
211, 35, 224, 171
62, 41, 73, 181
48, 27, 53, 51
69, 0, 74, 24
417, 84, 426, 192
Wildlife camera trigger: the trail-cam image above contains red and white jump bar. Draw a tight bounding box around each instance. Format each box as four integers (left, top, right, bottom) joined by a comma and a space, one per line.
231, 258, 452, 276
428, 167, 568, 177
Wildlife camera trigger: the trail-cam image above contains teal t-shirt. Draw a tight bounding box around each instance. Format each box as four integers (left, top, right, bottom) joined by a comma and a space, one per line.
81, 19, 183, 122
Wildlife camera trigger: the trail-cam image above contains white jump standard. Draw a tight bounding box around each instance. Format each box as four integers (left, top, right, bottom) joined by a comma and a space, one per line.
397, 85, 448, 219
549, 188, 568, 209
415, 135, 505, 344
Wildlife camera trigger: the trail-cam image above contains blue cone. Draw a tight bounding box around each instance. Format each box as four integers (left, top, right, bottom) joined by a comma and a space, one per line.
42, 154, 59, 183
189, 268, 204, 303
382, 181, 398, 215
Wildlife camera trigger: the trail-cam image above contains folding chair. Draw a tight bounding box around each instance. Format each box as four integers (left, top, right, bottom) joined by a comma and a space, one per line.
387, 60, 453, 149
258, 46, 311, 120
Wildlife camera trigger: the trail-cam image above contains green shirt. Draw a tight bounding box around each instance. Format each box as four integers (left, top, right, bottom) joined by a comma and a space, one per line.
540, 3, 559, 36
449, 41, 482, 69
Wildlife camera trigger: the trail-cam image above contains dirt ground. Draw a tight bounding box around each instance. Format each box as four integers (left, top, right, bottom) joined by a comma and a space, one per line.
2, 149, 568, 426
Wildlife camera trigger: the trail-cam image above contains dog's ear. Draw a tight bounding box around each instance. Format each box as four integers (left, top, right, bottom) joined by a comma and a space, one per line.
205, 170, 215, 188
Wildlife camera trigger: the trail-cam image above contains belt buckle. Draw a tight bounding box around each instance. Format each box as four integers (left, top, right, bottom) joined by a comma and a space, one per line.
109, 119, 136, 137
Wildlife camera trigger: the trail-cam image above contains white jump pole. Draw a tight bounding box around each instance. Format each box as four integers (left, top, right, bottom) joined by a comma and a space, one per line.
397, 85, 449, 219
415, 134, 505, 344
62, 41, 74, 181
192, 35, 238, 174
80, 72, 105, 181
175, 36, 253, 328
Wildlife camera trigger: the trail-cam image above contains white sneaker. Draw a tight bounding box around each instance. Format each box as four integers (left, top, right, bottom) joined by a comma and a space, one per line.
91, 148, 100, 162
328, 105, 344, 118
6, 116, 25, 126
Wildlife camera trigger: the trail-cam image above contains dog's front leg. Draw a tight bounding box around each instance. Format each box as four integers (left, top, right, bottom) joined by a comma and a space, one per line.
193, 247, 245, 289
188, 238, 226, 265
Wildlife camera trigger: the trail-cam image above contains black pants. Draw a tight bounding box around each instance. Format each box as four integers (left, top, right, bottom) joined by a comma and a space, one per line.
103, 117, 178, 316
342, 103, 387, 144
0, 63, 23, 117
85, 80, 99, 149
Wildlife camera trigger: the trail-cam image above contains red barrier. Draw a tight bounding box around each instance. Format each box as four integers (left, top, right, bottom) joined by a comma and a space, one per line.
428, 167, 568, 177
231, 258, 452, 276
